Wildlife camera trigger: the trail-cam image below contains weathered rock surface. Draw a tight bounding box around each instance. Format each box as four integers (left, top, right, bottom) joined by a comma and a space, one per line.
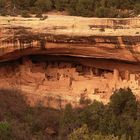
0, 15, 140, 62
0, 15, 140, 108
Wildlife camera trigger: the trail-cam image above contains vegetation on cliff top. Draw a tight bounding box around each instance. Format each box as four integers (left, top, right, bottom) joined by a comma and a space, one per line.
0, 0, 140, 17
0, 88, 140, 140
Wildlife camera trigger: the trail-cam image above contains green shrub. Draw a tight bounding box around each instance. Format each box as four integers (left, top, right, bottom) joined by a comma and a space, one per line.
109, 88, 137, 117
21, 10, 31, 18
35, 0, 52, 12
134, 3, 140, 14
0, 10, 7, 16
0, 0, 5, 8
68, 124, 91, 140
55, 0, 70, 11
118, 11, 130, 18
0, 121, 12, 140
79, 94, 92, 105
0, 0, 140, 17
95, 7, 110, 17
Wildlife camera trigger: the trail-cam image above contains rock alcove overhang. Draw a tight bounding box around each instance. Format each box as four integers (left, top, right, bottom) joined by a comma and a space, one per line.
1, 54, 140, 74
0, 16, 140, 71
0, 33, 140, 63
0, 33, 140, 74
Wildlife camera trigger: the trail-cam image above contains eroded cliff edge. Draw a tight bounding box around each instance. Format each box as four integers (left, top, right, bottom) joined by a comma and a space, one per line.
0, 15, 140, 108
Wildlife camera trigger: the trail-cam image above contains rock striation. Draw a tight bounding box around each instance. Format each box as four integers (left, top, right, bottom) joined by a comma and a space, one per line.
0, 15, 140, 108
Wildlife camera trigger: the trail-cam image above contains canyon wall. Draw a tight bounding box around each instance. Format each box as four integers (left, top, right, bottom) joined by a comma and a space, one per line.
0, 15, 140, 108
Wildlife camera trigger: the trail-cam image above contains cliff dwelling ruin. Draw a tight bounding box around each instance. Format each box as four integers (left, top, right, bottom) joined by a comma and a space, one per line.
0, 15, 140, 108
0, 55, 140, 108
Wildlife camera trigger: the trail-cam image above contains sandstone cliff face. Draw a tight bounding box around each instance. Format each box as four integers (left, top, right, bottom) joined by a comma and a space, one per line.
0, 15, 140, 108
